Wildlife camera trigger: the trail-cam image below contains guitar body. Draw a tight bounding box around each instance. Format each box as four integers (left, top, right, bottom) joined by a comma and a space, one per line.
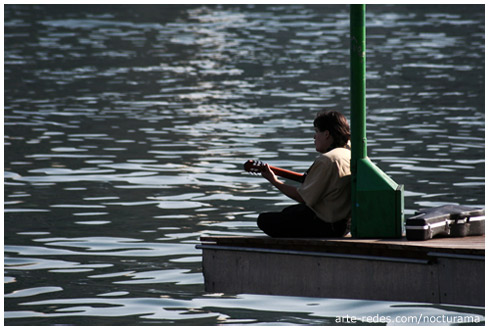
243, 160, 305, 183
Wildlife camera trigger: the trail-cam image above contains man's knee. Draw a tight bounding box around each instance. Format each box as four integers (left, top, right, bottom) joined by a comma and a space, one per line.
257, 213, 269, 231
257, 212, 281, 237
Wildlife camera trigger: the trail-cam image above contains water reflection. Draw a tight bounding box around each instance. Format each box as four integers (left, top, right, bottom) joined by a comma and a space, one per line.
5, 4, 484, 326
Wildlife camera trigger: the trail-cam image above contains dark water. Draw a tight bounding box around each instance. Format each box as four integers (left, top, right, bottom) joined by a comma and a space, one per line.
4, 4, 484, 326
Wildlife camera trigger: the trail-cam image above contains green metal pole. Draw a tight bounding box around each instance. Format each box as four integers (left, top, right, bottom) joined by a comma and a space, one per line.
349, 5, 404, 238
350, 4, 366, 237
350, 4, 367, 164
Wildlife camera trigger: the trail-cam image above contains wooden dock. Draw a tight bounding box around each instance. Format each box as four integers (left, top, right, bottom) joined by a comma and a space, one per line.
196, 235, 484, 307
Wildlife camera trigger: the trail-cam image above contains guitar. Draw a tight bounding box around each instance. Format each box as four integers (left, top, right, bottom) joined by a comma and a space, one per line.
243, 160, 305, 183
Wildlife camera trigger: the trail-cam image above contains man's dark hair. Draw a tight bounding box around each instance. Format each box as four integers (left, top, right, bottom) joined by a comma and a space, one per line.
313, 110, 351, 148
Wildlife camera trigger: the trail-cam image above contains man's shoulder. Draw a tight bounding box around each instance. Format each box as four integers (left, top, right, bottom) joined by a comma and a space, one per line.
322, 147, 351, 162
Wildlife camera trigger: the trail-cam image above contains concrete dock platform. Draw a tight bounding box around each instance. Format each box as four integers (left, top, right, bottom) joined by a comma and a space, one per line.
197, 235, 484, 307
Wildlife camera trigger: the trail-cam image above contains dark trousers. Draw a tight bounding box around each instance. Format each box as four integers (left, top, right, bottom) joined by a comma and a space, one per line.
257, 204, 350, 238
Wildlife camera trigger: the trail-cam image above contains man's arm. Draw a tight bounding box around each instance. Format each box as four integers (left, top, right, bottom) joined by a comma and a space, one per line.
261, 164, 305, 203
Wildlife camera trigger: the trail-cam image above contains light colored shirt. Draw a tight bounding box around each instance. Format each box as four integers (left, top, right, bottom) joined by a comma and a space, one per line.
298, 147, 351, 223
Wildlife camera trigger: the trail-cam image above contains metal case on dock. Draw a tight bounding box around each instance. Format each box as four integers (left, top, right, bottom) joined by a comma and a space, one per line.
450, 208, 485, 237
405, 205, 485, 241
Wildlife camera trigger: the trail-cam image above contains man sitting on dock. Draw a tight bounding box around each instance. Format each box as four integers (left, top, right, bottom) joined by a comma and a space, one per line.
257, 110, 351, 238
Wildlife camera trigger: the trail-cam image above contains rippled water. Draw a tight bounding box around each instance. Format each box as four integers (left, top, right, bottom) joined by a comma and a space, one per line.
4, 4, 484, 326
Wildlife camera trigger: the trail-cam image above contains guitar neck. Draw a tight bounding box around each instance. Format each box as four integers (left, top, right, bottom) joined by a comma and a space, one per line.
269, 166, 304, 182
